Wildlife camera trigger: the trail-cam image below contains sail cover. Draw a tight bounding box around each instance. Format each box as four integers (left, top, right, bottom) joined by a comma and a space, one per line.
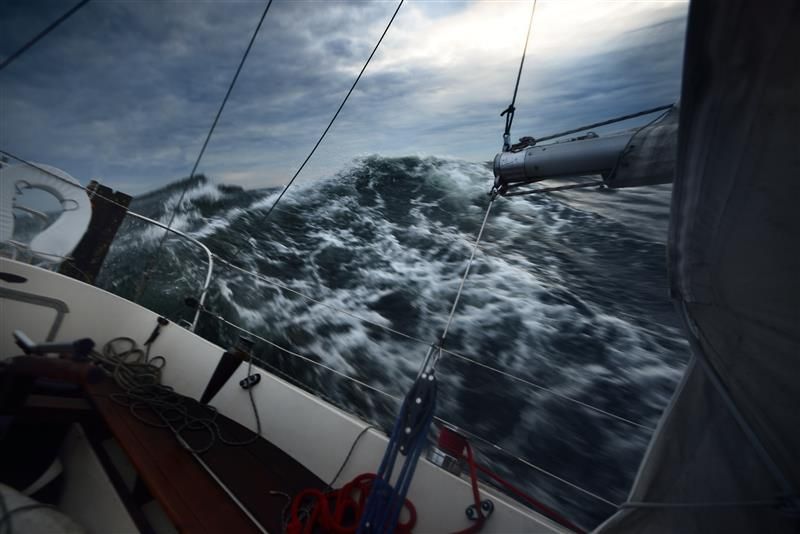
604, 105, 678, 189
597, 1, 800, 533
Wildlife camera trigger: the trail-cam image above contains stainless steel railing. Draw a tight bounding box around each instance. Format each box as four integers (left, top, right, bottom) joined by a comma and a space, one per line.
1, 152, 214, 332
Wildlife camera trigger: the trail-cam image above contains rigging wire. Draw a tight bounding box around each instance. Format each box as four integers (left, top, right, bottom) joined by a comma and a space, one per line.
500, 0, 538, 152
430, 195, 496, 371
229, 0, 405, 259
0, 0, 92, 73
136, 0, 275, 300
438, 197, 495, 346
534, 104, 674, 145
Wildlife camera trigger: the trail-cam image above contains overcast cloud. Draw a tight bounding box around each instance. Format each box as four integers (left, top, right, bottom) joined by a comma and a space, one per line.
1, 0, 688, 194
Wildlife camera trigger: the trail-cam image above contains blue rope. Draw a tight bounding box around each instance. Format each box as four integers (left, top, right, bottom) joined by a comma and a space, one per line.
385, 409, 434, 531
358, 373, 437, 534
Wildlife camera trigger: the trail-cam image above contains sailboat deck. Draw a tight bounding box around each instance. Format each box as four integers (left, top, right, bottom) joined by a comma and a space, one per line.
86, 380, 325, 533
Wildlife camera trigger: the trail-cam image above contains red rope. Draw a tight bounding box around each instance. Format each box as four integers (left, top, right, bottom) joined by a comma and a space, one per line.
288, 427, 584, 534
438, 425, 469, 456
287, 473, 416, 534
438, 426, 585, 534
450, 442, 487, 534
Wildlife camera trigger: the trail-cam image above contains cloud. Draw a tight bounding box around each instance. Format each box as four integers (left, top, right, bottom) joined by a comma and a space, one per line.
1, 0, 688, 194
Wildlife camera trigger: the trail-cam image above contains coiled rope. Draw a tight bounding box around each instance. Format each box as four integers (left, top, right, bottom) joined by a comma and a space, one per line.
89, 337, 261, 453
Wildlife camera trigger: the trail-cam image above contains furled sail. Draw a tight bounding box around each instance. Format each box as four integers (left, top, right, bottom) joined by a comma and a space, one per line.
597, 1, 800, 532
492, 107, 678, 192
603, 105, 678, 189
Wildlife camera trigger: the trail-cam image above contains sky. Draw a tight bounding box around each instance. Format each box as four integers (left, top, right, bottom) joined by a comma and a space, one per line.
0, 0, 689, 195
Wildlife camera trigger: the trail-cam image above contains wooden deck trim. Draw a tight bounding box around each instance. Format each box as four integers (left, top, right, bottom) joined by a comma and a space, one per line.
85, 381, 325, 534
87, 383, 260, 533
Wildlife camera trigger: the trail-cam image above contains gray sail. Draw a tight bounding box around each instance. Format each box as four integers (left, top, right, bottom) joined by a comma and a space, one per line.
603, 105, 678, 189
597, 0, 800, 532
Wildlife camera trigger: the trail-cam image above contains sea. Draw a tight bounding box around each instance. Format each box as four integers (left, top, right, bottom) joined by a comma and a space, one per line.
93, 155, 689, 529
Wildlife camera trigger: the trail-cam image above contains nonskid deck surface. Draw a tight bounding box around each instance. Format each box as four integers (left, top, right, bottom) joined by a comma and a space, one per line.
86, 380, 325, 533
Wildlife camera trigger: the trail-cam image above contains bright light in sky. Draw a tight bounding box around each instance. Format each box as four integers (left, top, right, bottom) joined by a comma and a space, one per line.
380, 1, 683, 69
0, 0, 688, 193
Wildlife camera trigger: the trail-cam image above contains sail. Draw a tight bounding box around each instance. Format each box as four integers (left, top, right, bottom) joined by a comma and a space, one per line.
596, 1, 800, 532
603, 105, 678, 189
